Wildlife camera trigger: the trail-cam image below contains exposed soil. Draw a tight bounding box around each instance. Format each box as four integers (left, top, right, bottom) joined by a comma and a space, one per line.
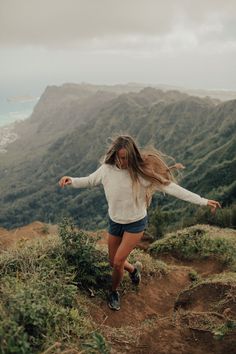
1, 222, 235, 353
158, 254, 226, 277
89, 228, 236, 354
175, 282, 236, 317
92, 268, 191, 328
90, 266, 236, 354
0, 221, 58, 250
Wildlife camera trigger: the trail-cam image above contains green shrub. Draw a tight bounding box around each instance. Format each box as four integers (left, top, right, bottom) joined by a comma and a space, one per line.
0, 276, 87, 352
148, 207, 171, 239
149, 227, 236, 269
59, 218, 111, 291
0, 225, 110, 354
182, 204, 236, 229
0, 312, 30, 354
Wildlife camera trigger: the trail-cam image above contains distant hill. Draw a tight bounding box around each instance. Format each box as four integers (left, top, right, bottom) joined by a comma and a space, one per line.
0, 83, 235, 229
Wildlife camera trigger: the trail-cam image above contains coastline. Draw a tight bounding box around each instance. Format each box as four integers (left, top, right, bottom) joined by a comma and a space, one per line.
0, 122, 19, 153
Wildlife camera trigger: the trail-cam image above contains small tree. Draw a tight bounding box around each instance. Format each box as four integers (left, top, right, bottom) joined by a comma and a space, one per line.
148, 208, 170, 239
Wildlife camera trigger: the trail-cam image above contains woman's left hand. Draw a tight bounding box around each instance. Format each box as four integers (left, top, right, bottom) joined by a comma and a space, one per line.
207, 199, 221, 214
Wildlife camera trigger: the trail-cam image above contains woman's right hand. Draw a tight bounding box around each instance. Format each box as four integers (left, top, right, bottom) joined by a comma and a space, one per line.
59, 176, 72, 188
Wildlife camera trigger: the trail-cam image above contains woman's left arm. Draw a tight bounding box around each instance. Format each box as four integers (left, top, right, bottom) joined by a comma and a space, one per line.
159, 182, 221, 213
206, 199, 221, 214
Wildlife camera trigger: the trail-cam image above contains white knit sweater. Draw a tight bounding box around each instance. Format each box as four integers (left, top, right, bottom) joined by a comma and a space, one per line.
71, 164, 208, 224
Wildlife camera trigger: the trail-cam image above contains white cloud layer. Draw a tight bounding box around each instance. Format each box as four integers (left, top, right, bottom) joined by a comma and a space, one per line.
0, 0, 235, 92
1, 0, 236, 46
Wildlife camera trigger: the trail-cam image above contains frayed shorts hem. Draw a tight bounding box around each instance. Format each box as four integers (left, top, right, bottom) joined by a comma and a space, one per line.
108, 215, 147, 237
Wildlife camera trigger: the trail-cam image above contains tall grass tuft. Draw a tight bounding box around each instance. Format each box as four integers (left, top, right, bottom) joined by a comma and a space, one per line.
149, 226, 236, 270
0, 219, 110, 354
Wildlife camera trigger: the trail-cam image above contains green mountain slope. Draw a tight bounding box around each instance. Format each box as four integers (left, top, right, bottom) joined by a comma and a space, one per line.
0, 85, 235, 229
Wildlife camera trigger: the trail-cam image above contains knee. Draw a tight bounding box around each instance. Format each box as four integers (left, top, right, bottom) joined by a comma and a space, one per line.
113, 257, 124, 270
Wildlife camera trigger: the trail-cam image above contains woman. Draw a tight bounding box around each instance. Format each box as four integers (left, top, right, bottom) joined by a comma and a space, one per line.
59, 135, 221, 311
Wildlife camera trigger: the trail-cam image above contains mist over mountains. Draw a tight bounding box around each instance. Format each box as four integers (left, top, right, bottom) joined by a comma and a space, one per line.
0, 83, 235, 229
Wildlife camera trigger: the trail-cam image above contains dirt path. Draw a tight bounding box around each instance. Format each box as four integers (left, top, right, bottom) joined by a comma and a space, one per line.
90, 260, 235, 354
1, 223, 235, 353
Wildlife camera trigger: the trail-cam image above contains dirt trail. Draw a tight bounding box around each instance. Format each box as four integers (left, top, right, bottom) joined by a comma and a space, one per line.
1, 223, 235, 353
90, 256, 235, 354
95, 268, 191, 328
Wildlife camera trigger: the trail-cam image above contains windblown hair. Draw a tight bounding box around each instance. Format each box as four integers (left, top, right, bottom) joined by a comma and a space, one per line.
103, 135, 178, 206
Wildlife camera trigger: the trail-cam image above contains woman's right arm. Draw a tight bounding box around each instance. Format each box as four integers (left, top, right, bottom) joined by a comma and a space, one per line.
59, 165, 104, 189
59, 176, 72, 188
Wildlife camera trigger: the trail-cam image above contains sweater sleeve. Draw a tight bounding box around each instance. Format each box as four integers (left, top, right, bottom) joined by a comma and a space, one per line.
159, 182, 208, 206
71, 165, 103, 188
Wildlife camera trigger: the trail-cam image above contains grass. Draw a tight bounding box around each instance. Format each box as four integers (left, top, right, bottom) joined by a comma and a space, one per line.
1, 220, 235, 352
174, 271, 236, 341
174, 309, 236, 339
149, 224, 236, 341
128, 248, 169, 277
0, 220, 111, 354
0, 218, 171, 353
149, 225, 236, 271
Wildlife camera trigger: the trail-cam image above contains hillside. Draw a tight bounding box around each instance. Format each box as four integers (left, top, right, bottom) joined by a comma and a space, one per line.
0, 222, 235, 353
0, 84, 235, 229
1, 84, 118, 163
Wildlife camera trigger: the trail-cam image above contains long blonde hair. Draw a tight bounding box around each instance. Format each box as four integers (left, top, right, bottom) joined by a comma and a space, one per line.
103, 135, 178, 206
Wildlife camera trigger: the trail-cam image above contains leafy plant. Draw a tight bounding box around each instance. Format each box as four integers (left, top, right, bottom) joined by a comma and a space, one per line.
148, 207, 170, 239
149, 226, 236, 269
59, 218, 111, 291
82, 332, 110, 354
213, 320, 236, 339
0, 230, 109, 354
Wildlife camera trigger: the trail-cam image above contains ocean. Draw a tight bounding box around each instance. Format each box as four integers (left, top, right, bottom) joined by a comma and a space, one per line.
0, 96, 39, 127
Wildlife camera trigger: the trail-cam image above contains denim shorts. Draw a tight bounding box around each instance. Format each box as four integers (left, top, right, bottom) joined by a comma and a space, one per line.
108, 215, 148, 237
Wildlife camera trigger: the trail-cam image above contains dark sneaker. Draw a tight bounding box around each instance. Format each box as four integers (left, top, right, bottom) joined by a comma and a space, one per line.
129, 261, 142, 285
108, 290, 120, 311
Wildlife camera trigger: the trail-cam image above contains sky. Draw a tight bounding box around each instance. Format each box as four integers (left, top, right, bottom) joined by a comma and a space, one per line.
1, 0, 236, 98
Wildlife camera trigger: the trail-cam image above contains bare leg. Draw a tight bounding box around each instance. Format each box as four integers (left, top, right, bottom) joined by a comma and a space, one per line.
111, 231, 144, 291
108, 233, 135, 273
108, 233, 122, 266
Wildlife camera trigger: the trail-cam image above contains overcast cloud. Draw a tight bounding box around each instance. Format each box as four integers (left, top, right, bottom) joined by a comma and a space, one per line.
0, 0, 236, 95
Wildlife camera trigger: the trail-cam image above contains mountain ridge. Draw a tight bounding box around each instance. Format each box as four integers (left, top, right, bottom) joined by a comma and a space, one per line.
0, 84, 235, 229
